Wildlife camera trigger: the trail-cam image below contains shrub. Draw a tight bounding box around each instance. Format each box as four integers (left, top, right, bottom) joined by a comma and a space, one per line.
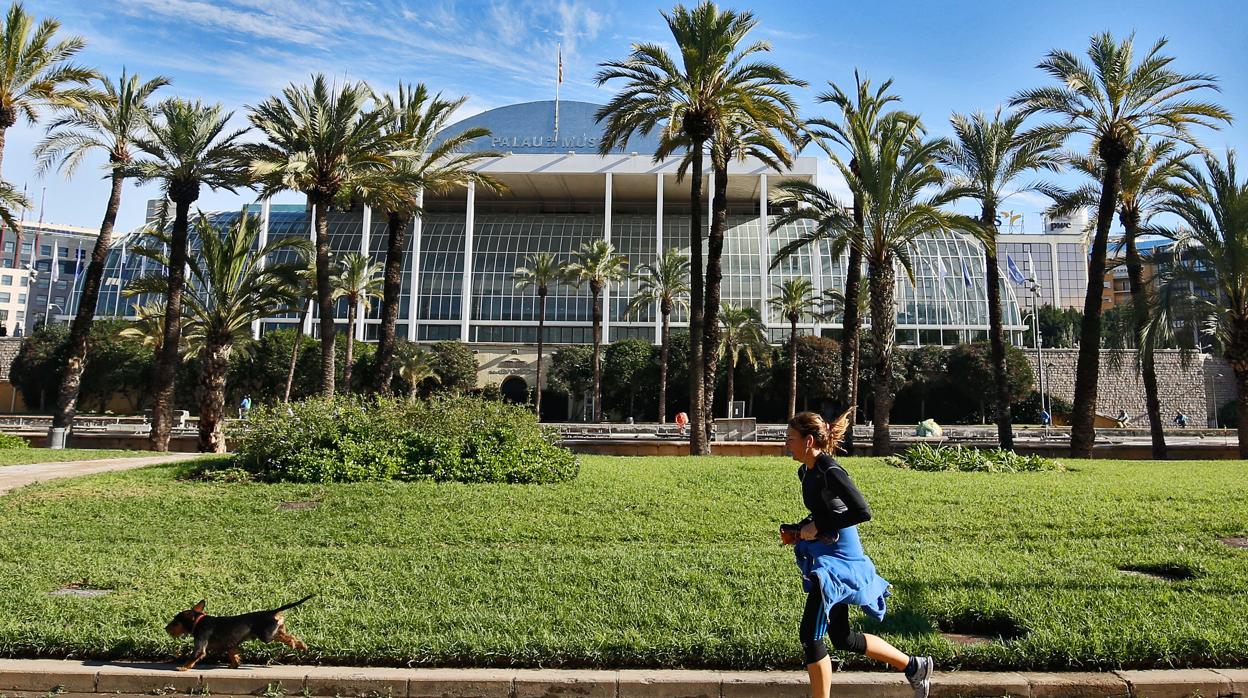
885, 443, 1065, 473
0, 433, 30, 449
231, 395, 578, 484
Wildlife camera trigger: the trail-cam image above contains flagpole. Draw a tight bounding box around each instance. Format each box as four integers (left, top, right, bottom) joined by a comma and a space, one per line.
43, 242, 57, 324
554, 42, 562, 145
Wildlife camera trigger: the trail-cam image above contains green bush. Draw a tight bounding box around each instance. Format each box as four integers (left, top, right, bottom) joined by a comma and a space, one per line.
885, 443, 1065, 473
0, 433, 30, 449
231, 395, 578, 484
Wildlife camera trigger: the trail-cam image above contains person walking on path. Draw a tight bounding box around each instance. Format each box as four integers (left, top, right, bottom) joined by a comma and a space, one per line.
238, 394, 253, 420
780, 410, 933, 698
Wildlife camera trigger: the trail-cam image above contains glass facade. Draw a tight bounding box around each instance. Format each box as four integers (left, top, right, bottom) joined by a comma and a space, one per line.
1057, 242, 1089, 308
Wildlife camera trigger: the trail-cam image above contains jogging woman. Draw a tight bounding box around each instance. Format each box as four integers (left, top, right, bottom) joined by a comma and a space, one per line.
781, 410, 932, 698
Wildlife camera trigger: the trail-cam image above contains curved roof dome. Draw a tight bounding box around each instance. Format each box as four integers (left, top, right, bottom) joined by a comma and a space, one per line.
436, 100, 662, 155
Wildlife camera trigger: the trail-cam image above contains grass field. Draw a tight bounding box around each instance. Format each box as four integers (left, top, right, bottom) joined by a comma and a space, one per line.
0, 448, 150, 466
0, 455, 1244, 671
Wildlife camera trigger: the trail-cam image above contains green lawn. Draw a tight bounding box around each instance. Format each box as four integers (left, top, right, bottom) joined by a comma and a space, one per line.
0, 456, 1245, 671
0, 448, 151, 466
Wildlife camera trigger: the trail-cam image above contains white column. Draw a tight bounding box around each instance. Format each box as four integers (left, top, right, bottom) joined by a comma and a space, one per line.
303, 204, 315, 336
810, 208, 825, 337
602, 172, 612, 344
356, 205, 371, 341
460, 182, 475, 342
1049, 241, 1061, 306
654, 172, 663, 344
252, 199, 271, 339
407, 189, 422, 341
757, 174, 770, 327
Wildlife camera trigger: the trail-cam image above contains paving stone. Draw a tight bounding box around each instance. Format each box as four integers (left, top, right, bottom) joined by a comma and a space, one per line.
825, 672, 912, 698
1027, 671, 1131, 697
1211, 668, 1248, 696
408, 668, 514, 698
0, 659, 99, 692
617, 669, 720, 698
195, 664, 309, 696
301, 667, 409, 697
514, 669, 617, 697
931, 670, 1030, 697
95, 663, 204, 694
720, 670, 808, 697
1116, 669, 1232, 698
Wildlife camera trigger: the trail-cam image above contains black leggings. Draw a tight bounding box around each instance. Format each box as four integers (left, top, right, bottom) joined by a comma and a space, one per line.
799, 584, 867, 664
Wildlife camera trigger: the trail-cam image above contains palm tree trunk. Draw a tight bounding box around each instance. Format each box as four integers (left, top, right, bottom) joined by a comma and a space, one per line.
1234, 355, 1248, 459
703, 162, 729, 429
343, 297, 356, 391
1123, 220, 1166, 458
197, 339, 231, 453
687, 141, 707, 455
150, 197, 193, 452
312, 197, 336, 396
868, 254, 897, 456
840, 183, 864, 455
982, 208, 1014, 450
788, 320, 798, 419
372, 211, 408, 395
1071, 145, 1126, 457
659, 310, 670, 424
0, 123, 8, 178
535, 291, 546, 419
283, 301, 310, 402
52, 168, 125, 434
591, 287, 602, 422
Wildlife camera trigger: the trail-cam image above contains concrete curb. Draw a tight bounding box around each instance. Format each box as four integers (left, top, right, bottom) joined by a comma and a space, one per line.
1, 660, 1245, 698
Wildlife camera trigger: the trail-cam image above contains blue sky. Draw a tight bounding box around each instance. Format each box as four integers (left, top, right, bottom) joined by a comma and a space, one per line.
8, 0, 1248, 233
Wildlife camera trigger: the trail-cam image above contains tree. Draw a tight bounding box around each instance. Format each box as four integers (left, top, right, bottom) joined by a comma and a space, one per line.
514, 251, 568, 419
9, 321, 68, 410
0, 1, 94, 177
129, 99, 250, 451
396, 343, 439, 399
772, 334, 840, 415
428, 340, 477, 394
800, 71, 906, 454
36, 69, 169, 442
940, 107, 1063, 450
946, 343, 1035, 424
1011, 32, 1230, 457
330, 251, 383, 392
564, 239, 628, 421
0, 179, 27, 229
718, 302, 767, 415
548, 345, 594, 414
603, 338, 653, 420
126, 212, 307, 452
625, 248, 690, 423
768, 277, 820, 419
281, 257, 315, 402
248, 75, 398, 396
361, 84, 501, 394
597, 2, 800, 453
901, 345, 947, 421
1150, 151, 1248, 457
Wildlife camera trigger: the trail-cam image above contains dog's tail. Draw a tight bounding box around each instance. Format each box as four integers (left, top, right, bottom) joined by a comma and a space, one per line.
274, 594, 316, 613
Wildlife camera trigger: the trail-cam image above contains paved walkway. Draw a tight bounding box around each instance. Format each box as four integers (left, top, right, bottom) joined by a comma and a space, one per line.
0, 453, 202, 495
0, 659, 1245, 697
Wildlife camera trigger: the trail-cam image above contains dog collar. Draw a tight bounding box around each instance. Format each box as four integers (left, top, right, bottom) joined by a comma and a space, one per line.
190, 613, 206, 632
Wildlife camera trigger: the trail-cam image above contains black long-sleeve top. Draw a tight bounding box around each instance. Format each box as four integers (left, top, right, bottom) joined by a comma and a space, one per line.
796, 453, 872, 534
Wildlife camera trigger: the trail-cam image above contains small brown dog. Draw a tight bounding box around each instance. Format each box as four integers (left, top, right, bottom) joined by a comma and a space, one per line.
165, 595, 314, 670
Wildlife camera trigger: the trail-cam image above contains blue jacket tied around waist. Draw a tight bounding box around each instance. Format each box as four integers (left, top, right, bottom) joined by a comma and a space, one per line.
794, 525, 891, 635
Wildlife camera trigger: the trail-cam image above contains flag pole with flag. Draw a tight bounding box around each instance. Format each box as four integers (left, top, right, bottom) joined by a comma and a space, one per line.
70, 242, 84, 316
43, 242, 58, 322
1006, 254, 1027, 285
554, 43, 562, 145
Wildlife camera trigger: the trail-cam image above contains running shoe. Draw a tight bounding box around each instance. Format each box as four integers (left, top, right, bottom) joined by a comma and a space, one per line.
906, 655, 933, 698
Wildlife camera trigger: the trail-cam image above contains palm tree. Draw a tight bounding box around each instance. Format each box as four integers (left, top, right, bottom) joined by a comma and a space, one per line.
330, 251, 383, 391
397, 345, 440, 399
0, 1, 94, 176
565, 239, 629, 422
718, 302, 767, 416
126, 213, 308, 452
1010, 32, 1230, 458
281, 256, 316, 403
796, 71, 906, 455
514, 251, 568, 419
768, 278, 820, 419
1150, 151, 1248, 457
1052, 138, 1196, 458
596, 2, 802, 454
248, 75, 397, 397
0, 179, 28, 228
774, 114, 980, 454
360, 84, 502, 395
36, 69, 169, 442
118, 300, 169, 352
939, 108, 1064, 450
626, 247, 690, 424
128, 98, 250, 451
